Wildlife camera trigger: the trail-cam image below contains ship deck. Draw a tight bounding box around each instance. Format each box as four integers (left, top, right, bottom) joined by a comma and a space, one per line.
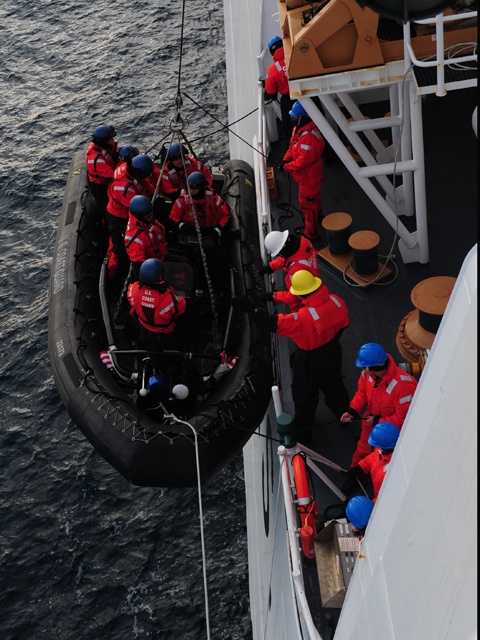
265, 86, 477, 632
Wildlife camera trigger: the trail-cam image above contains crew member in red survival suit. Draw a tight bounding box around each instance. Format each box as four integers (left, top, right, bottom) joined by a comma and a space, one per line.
341, 421, 400, 500
340, 342, 418, 467
280, 101, 325, 241
127, 258, 186, 351
161, 142, 213, 201
264, 36, 294, 139
169, 171, 231, 235
232, 270, 350, 445
105, 154, 156, 279
124, 195, 169, 281
86, 124, 118, 210
260, 230, 320, 312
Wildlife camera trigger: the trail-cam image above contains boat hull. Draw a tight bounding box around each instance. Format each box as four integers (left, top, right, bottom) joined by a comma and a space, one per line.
48, 151, 273, 487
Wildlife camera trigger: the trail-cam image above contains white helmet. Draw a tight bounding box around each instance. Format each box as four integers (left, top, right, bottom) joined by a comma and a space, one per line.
264, 230, 289, 257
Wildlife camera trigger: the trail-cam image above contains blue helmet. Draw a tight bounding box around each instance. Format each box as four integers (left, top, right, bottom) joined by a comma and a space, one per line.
355, 343, 389, 368
187, 171, 208, 189
93, 125, 116, 145
131, 154, 154, 179
118, 145, 139, 163
289, 101, 309, 118
129, 195, 153, 221
346, 496, 375, 530
139, 258, 164, 286
168, 142, 187, 159
268, 36, 283, 55
368, 422, 400, 449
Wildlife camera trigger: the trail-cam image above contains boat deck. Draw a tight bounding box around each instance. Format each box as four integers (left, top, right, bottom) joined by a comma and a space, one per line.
265, 86, 477, 631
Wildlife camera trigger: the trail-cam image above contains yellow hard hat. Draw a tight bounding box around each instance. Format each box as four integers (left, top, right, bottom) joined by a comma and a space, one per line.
289, 270, 322, 295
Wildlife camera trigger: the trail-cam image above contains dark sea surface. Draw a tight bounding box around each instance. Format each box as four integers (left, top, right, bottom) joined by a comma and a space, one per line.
0, 2, 252, 638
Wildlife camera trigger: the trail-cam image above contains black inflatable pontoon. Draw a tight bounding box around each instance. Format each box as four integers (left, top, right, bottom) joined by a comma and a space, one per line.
48, 150, 273, 487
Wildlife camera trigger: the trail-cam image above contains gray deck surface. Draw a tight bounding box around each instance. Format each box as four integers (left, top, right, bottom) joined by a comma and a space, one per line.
265, 86, 477, 631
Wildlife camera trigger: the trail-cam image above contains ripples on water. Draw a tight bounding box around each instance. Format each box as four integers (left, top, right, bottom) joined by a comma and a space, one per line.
0, 2, 251, 638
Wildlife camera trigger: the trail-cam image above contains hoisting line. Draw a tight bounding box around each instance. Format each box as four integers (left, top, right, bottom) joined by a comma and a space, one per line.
159, 405, 211, 640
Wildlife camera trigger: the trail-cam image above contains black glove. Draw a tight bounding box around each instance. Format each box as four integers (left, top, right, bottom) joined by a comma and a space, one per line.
231, 297, 277, 331
341, 466, 367, 496
278, 162, 285, 173
213, 226, 222, 237
178, 222, 187, 233
231, 296, 255, 313
261, 291, 274, 302
259, 264, 273, 276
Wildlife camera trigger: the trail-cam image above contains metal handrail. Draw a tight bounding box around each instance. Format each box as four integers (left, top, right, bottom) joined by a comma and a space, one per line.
403, 10, 477, 96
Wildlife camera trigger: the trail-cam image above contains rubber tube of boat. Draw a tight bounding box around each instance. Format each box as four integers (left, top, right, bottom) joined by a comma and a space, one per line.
292, 454, 318, 559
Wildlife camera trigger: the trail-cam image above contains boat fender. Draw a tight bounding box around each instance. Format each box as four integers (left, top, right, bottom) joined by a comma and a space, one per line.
171, 384, 189, 400
292, 453, 318, 559
203, 351, 239, 383
100, 350, 114, 372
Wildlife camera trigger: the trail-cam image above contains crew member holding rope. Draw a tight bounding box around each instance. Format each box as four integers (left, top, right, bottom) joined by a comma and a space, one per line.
340, 342, 418, 467
260, 230, 320, 312
232, 270, 350, 444
169, 172, 231, 236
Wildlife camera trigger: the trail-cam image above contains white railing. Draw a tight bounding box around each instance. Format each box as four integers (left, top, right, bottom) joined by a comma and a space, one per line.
252, 71, 273, 264
404, 10, 478, 96
279, 445, 323, 640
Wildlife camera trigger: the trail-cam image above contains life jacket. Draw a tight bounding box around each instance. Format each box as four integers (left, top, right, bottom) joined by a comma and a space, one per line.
265, 47, 289, 96
350, 355, 418, 429
127, 282, 185, 334
86, 142, 117, 184
170, 190, 231, 228
124, 216, 168, 262
107, 163, 154, 219
276, 286, 349, 351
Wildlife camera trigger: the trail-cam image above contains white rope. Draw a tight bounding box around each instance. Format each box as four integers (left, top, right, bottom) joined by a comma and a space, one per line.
159, 405, 211, 640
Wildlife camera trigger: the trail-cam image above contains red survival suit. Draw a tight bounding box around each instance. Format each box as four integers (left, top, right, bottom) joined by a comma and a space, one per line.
105, 162, 156, 278
347, 354, 418, 466
276, 284, 350, 431
161, 157, 213, 196
264, 46, 294, 138
86, 141, 118, 211
124, 215, 169, 265
283, 121, 325, 240
269, 235, 320, 311
169, 189, 231, 230
127, 282, 186, 335
359, 448, 394, 500
86, 142, 118, 186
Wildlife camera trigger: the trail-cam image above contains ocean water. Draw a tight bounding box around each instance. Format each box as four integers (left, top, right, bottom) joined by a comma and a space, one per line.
0, 2, 252, 638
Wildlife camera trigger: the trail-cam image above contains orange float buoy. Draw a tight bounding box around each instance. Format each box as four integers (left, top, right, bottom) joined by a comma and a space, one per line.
292, 453, 318, 559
